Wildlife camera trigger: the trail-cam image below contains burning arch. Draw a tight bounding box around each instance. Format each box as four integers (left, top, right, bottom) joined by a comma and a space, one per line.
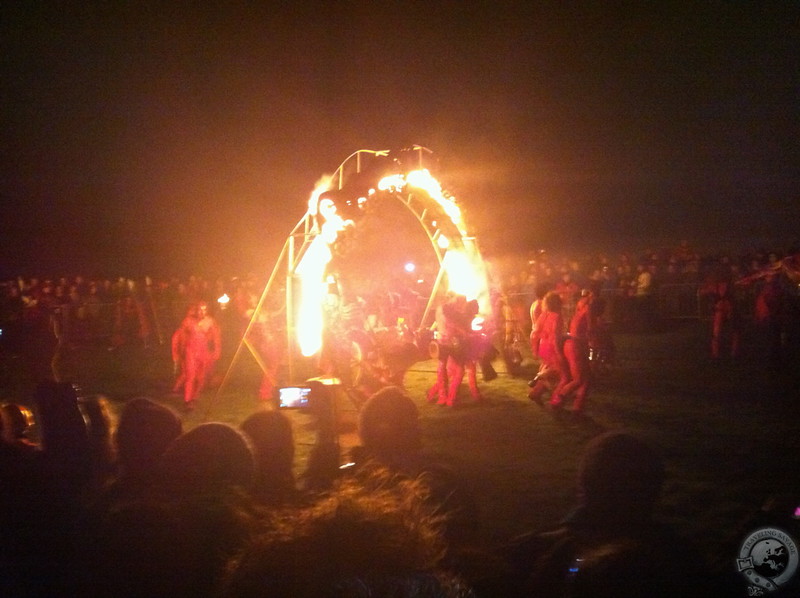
225, 145, 491, 390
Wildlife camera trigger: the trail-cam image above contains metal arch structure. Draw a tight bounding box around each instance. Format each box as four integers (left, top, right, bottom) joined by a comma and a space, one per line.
220, 145, 490, 389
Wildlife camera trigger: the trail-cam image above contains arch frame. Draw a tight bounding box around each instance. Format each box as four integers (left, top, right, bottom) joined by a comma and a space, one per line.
220, 146, 490, 390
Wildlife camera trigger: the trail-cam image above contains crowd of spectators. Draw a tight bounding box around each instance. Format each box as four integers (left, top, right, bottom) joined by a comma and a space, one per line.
2, 380, 724, 597
1, 240, 799, 596
490, 241, 798, 330
1, 240, 796, 348
1, 239, 798, 389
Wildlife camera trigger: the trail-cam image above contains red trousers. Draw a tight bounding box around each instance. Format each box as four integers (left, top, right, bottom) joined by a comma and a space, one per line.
553, 338, 590, 411
183, 350, 213, 403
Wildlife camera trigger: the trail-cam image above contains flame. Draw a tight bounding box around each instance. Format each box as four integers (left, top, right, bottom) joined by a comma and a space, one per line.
377, 168, 490, 313
295, 179, 350, 357
442, 250, 483, 301
295, 162, 490, 356
406, 169, 464, 233
295, 237, 331, 356
378, 169, 465, 234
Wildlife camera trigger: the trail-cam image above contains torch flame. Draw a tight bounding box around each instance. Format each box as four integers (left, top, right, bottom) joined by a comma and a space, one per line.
295, 179, 350, 357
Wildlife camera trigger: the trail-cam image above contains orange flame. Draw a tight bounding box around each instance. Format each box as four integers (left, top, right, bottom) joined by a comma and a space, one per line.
296, 164, 490, 356
295, 180, 350, 357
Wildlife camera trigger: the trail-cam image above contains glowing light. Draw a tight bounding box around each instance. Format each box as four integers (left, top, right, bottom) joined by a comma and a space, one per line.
379, 170, 465, 234
296, 180, 350, 357
406, 169, 464, 233
307, 175, 332, 216
378, 174, 405, 192
217, 293, 230, 310
296, 237, 331, 356
294, 156, 491, 358
443, 250, 484, 301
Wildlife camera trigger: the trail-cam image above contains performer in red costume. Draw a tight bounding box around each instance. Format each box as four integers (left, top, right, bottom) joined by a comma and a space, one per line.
700, 276, 741, 361
551, 291, 594, 414
172, 301, 221, 409
528, 291, 568, 407
170, 306, 190, 393
426, 293, 471, 407
461, 299, 488, 402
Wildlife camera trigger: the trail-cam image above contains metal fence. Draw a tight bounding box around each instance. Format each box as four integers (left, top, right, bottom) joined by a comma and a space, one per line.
511, 282, 759, 326
4, 282, 761, 350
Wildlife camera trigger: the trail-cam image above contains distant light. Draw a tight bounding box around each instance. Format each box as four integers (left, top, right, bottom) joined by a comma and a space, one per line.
417, 278, 425, 284
437, 235, 450, 249
217, 293, 230, 310
404, 262, 416, 273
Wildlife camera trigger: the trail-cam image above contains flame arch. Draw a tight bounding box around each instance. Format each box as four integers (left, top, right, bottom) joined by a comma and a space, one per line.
230, 146, 491, 384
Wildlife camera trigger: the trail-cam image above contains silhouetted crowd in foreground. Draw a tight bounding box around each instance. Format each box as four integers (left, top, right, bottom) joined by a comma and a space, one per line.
5, 380, 798, 597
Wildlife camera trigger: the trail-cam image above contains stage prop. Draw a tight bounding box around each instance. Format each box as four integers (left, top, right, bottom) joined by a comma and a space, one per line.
220, 146, 492, 404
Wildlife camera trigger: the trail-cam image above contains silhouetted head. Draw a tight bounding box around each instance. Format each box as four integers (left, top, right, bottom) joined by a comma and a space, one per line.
358, 386, 421, 463
544, 291, 563, 313
159, 422, 254, 495
219, 471, 463, 598
240, 410, 295, 501
115, 397, 183, 477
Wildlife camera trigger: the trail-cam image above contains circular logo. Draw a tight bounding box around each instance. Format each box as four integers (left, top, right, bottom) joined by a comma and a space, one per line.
737, 527, 799, 593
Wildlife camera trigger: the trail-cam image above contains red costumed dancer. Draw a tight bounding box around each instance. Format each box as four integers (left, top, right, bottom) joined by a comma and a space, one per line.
700, 278, 741, 361
528, 291, 568, 407
426, 294, 472, 407
552, 292, 593, 414
172, 301, 221, 409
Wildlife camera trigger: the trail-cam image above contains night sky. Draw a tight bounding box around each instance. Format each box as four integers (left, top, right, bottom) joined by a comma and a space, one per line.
2, 3, 798, 279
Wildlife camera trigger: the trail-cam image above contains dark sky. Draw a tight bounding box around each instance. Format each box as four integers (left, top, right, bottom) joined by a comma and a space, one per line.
1, 3, 798, 278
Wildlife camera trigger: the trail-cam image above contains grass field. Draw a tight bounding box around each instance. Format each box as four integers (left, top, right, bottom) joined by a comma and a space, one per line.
3, 319, 799, 566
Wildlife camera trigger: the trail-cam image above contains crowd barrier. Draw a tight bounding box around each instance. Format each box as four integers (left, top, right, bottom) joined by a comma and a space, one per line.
3, 282, 761, 348
509, 282, 759, 326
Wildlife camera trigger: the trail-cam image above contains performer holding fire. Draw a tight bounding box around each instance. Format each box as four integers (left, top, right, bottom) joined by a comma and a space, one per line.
171, 301, 221, 410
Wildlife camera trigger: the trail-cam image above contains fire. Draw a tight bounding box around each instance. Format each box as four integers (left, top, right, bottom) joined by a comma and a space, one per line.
294, 160, 489, 357
295, 180, 352, 357
405, 169, 464, 234
377, 169, 489, 310
442, 249, 484, 302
